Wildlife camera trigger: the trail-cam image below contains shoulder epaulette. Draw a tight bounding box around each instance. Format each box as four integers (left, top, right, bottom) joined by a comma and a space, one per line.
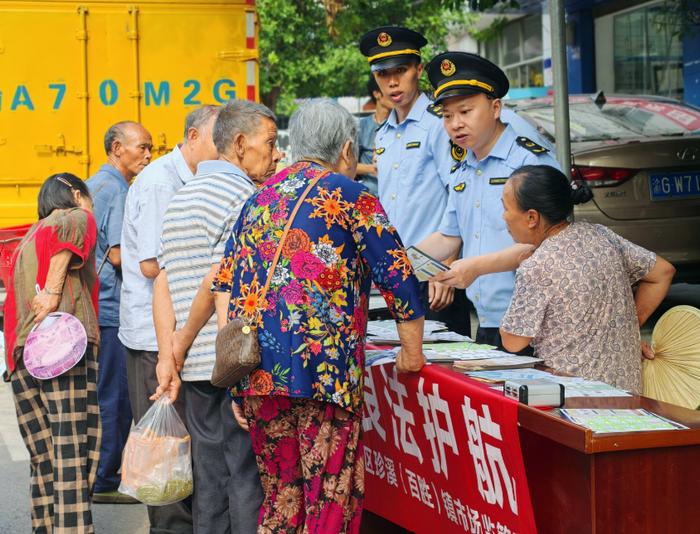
427, 103, 443, 117
450, 141, 466, 163
516, 136, 549, 155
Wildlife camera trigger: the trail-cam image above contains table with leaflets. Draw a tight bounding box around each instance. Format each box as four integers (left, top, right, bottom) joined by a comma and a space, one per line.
358, 336, 700, 534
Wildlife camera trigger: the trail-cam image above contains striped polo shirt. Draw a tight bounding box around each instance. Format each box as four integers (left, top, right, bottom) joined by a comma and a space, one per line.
159, 159, 257, 382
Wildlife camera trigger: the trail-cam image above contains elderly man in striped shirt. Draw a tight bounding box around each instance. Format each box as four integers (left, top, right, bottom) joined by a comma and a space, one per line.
152, 100, 281, 533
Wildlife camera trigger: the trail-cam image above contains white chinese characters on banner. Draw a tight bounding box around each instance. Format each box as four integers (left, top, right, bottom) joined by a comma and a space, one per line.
463, 396, 518, 514
363, 368, 386, 440
381, 365, 423, 463
417, 377, 459, 479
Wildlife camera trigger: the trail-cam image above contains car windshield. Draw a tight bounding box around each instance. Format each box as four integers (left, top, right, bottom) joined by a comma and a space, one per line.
514, 98, 700, 142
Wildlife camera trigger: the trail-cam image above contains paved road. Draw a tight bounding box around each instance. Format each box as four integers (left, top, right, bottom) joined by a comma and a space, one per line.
0, 383, 149, 533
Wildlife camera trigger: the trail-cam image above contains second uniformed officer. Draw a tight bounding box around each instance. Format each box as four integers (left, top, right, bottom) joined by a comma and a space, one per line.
417, 51, 561, 350
359, 26, 471, 335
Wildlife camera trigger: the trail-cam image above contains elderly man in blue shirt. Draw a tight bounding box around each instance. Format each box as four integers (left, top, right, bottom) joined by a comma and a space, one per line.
359, 26, 472, 336
417, 52, 561, 351
86, 120, 152, 503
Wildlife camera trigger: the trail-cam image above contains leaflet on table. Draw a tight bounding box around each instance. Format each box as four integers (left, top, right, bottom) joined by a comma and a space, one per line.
366, 319, 473, 344
365, 348, 400, 367
560, 409, 688, 433
405, 246, 449, 282
453, 355, 544, 370
465, 369, 632, 398
364, 344, 505, 367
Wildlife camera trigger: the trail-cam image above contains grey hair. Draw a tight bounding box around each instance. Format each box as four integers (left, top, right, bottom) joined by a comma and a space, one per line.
213, 100, 276, 154
183, 105, 221, 141
289, 99, 359, 164
103, 121, 139, 155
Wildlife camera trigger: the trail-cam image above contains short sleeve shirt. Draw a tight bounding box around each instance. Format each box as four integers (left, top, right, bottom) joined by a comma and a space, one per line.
159, 160, 257, 381
375, 93, 455, 247
3, 208, 99, 374
86, 164, 128, 326
439, 124, 561, 327
501, 222, 656, 392
118, 146, 194, 351
212, 161, 425, 413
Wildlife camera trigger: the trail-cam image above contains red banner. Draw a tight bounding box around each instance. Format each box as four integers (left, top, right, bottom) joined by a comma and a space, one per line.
362, 364, 536, 534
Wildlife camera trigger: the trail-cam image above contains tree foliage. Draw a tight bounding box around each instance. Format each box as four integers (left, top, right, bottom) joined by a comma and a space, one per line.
256, 0, 476, 114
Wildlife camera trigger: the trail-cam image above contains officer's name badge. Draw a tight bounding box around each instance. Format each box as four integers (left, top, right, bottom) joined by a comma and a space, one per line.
453, 182, 466, 192
375, 147, 385, 155
489, 177, 508, 185
405, 142, 421, 149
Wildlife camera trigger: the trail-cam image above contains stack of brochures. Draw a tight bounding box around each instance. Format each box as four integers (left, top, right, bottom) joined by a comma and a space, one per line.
453, 354, 543, 371
464, 369, 633, 399
366, 320, 473, 344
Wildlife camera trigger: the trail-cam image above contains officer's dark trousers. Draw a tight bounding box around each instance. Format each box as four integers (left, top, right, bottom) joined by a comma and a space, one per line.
420, 281, 472, 336
125, 348, 193, 534
183, 380, 263, 534
94, 326, 132, 492
476, 326, 534, 356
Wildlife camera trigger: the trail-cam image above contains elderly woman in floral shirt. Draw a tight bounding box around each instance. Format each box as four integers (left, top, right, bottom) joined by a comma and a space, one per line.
211, 99, 426, 533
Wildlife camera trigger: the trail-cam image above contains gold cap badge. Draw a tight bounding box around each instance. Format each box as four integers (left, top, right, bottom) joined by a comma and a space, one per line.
440, 59, 456, 77
377, 32, 392, 47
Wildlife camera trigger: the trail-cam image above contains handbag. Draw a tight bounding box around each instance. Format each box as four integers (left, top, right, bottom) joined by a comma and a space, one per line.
211, 170, 327, 388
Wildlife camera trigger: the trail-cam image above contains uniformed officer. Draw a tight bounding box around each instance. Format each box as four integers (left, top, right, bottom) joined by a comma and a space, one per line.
417, 51, 561, 350
359, 26, 471, 335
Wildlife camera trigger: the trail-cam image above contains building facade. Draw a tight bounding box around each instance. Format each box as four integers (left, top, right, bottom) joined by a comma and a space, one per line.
448, 0, 697, 106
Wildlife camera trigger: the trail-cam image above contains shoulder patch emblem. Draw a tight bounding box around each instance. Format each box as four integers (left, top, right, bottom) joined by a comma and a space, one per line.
405, 141, 421, 150
375, 147, 385, 155
453, 182, 466, 192
427, 103, 443, 117
516, 136, 549, 155
450, 141, 466, 163
489, 177, 508, 185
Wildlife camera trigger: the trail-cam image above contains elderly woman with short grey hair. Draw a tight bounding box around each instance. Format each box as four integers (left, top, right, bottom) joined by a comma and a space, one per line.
211, 98, 427, 533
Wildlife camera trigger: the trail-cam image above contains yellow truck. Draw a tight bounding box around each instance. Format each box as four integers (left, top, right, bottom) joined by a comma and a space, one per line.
0, 0, 259, 227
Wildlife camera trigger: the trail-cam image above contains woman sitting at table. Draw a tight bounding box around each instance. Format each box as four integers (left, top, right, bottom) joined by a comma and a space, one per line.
438, 164, 675, 392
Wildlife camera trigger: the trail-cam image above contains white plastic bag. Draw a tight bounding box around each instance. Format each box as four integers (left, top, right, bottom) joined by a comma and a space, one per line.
119, 396, 193, 506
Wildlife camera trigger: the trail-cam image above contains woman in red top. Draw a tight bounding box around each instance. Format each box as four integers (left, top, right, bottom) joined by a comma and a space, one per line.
3, 173, 102, 533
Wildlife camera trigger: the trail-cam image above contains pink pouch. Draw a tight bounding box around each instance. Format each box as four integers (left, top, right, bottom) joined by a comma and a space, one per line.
23, 312, 87, 379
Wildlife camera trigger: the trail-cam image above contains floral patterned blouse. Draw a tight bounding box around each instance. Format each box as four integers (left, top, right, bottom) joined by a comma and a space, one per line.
212, 161, 425, 413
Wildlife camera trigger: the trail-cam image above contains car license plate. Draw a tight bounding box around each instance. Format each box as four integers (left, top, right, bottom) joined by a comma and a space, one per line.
649, 172, 700, 201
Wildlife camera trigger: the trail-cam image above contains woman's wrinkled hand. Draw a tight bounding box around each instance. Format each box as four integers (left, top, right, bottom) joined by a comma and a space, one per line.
432, 257, 480, 289
641, 341, 655, 360
32, 292, 61, 324
232, 401, 250, 431
396, 349, 426, 373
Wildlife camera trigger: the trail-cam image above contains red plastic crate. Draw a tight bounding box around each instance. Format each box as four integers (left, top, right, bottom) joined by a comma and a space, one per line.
0, 224, 32, 289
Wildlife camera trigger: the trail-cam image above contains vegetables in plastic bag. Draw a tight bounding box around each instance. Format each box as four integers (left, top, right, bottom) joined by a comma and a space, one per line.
119, 396, 193, 505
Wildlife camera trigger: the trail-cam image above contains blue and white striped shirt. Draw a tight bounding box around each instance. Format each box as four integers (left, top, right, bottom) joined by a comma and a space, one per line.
159, 159, 257, 382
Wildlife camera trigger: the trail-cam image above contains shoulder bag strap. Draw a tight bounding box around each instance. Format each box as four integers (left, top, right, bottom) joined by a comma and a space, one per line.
260, 170, 328, 299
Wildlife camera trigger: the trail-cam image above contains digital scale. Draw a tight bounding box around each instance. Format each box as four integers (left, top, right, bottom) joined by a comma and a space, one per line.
504, 379, 566, 407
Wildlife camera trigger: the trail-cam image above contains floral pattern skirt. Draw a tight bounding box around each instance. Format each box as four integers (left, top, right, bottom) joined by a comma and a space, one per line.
243, 395, 364, 534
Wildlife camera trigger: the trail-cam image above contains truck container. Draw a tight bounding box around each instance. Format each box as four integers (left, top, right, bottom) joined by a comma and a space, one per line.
0, 0, 259, 227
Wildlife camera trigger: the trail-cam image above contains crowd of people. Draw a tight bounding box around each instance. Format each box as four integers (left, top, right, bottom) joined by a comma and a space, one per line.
3, 24, 674, 534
